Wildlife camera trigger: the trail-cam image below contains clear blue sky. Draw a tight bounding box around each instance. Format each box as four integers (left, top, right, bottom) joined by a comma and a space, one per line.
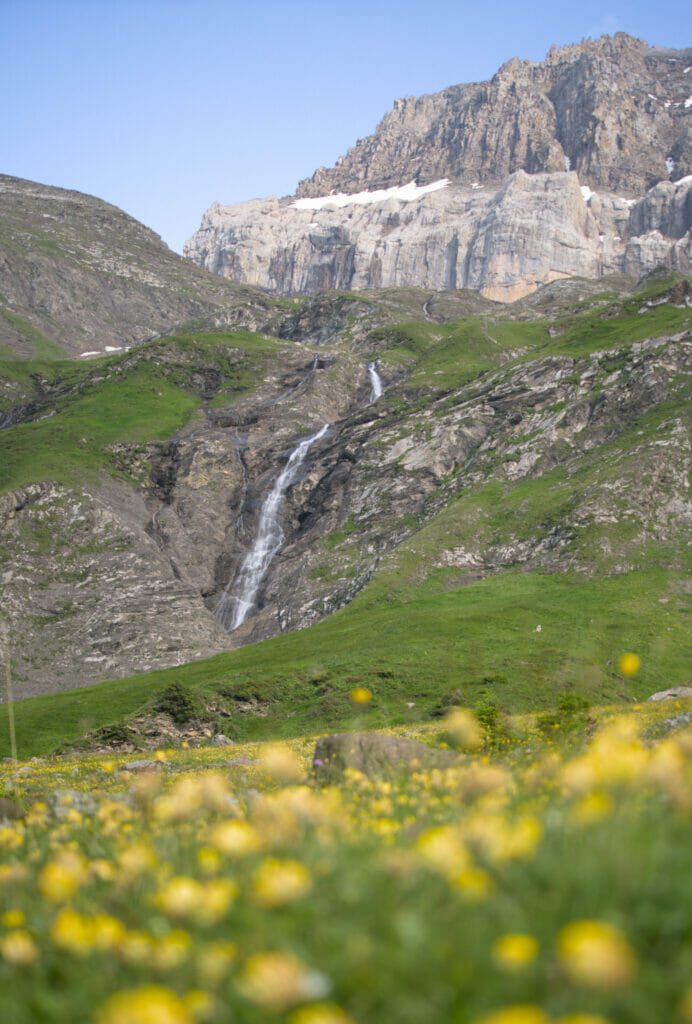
2, 0, 690, 253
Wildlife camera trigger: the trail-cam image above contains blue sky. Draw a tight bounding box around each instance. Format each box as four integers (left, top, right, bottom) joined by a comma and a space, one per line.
1, 0, 690, 253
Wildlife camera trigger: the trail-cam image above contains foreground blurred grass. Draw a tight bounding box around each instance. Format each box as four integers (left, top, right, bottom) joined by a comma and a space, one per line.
1, 702, 690, 1024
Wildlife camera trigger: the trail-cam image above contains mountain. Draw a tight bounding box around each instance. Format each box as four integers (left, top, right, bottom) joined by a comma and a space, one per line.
1, 269, 690, 707
0, 175, 276, 359
185, 34, 692, 301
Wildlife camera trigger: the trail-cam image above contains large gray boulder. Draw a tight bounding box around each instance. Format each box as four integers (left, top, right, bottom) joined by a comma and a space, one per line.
312, 732, 458, 784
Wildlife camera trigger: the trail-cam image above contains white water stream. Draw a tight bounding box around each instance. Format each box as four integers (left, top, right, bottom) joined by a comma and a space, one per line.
215, 424, 330, 632
368, 361, 384, 402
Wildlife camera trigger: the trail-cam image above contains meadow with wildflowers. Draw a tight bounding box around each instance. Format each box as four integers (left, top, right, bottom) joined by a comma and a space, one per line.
1, 696, 691, 1024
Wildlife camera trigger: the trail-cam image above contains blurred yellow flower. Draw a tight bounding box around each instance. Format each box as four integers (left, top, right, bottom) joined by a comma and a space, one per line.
444, 708, 483, 750
492, 933, 540, 971
208, 820, 262, 857
557, 920, 636, 989
261, 743, 306, 783
617, 652, 640, 676
289, 1003, 357, 1024
196, 940, 237, 985
38, 851, 88, 902
350, 687, 372, 704
96, 984, 194, 1024
1, 908, 25, 928
253, 857, 313, 907
237, 951, 330, 1010
0, 929, 39, 965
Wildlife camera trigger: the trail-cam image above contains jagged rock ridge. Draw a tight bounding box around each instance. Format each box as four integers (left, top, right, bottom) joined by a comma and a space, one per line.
185, 34, 692, 301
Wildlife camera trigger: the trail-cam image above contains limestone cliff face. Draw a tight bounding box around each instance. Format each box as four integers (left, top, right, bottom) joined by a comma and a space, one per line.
185, 34, 692, 301
185, 172, 691, 302
296, 34, 692, 198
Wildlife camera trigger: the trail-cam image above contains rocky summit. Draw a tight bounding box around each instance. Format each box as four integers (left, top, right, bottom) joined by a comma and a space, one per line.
185, 34, 692, 301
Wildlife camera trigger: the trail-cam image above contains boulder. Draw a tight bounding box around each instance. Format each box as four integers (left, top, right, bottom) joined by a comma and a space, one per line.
312, 732, 458, 784
647, 686, 692, 702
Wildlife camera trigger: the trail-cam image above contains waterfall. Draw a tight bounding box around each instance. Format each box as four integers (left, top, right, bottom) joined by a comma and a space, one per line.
368, 361, 384, 402
215, 424, 330, 632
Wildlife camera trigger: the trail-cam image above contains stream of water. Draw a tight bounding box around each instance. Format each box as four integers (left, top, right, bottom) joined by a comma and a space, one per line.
214, 423, 330, 632
368, 361, 384, 402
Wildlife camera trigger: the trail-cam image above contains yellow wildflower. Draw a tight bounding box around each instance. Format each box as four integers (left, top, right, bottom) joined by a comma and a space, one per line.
153, 930, 192, 970
237, 951, 330, 1011
557, 920, 637, 989
444, 708, 483, 750
253, 858, 313, 907
1, 908, 25, 928
38, 850, 88, 902
350, 687, 372, 704
492, 933, 540, 971
51, 908, 94, 956
0, 929, 39, 965
196, 940, 237, 985
679, 984, 692, 1022
261, 743, 306, 783
208, 819, 262, 857
558, 1015, 612, 1024
617, 653, 640, 676
289, 1003, 357, 1024
0, 825, 24, 850
96, 984, 193, 1024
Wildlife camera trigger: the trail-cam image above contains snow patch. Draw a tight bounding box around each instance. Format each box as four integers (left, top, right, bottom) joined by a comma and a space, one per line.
291, 179, 449, 210
675, 174, 692, 186
470, 182, 484, 190
104, 346, 122, 352
80, 351, 101, 358
666, 157, 675, 174
580, 185, 594, 202
564, 156, 571, 171
684, 66, 692, 74
685, 95, 692, 109
618, 198, 637, 207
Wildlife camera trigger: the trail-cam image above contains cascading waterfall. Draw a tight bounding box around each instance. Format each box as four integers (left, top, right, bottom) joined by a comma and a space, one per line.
368, 361, 384, 402
215, 423, 330, 632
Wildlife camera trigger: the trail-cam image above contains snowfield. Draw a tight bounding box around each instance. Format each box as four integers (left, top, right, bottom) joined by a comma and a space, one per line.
291, 179, 450, 211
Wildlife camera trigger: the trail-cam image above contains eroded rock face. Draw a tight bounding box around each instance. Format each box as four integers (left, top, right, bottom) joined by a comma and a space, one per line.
185, 173, 691, 302
185, 34, 692, 301
296, 34, 691, 198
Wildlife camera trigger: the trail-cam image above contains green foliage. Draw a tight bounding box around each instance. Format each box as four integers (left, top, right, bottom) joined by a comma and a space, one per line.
154, 682, 198, 724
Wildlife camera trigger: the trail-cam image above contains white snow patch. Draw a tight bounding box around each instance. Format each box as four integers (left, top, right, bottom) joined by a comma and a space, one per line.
470, 182, 484, 190
648, 93, 657, 100
580, 185, 594, 202
685, 95, 692, 108
618, 198, 637, 207
80, 351, 101, 358
104, 346, 122, 352
291, 179, 449, 210
684, 66, 692, 73
675, 174, 692, 186
666, 156, 675, 174
664, 101, 671, 108
564, 156, 571, 171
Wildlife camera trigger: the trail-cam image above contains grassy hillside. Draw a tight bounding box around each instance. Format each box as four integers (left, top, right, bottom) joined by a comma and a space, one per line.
0, 331, 293, 492
1, 567, 688, 760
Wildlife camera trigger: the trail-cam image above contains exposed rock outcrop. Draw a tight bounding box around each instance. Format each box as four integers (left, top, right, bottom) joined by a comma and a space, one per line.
0, 175, 275, 359
185, 34, 692, 301
186, 172, 691, 302
296, 34, 691, 198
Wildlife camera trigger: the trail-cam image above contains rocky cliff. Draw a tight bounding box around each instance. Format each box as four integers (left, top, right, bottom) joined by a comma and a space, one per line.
185, 34, 692, 301
1, 272, 690, 697
0, 175, 275, 359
